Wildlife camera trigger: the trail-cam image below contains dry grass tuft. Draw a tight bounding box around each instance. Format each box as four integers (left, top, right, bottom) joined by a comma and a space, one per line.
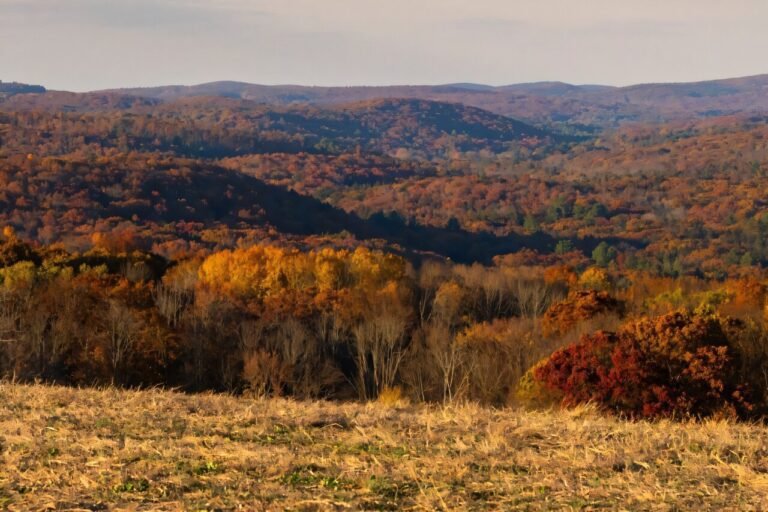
0, 382, 767, 510
376, 386, 410, 409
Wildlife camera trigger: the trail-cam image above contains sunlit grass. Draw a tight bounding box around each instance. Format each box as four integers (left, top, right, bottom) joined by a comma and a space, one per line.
0, 382, 766, 510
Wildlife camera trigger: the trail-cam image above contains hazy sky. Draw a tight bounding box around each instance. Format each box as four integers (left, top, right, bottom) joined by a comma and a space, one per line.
2, 0, 767, 91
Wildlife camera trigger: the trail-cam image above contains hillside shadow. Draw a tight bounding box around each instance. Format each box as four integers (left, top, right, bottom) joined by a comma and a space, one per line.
145, 166, 644, 265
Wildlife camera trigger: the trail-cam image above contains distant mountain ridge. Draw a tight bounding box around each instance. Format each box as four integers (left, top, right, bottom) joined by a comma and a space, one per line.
6, 73, 768, 130
101, 73, 768, 128
0, 81, 46, 96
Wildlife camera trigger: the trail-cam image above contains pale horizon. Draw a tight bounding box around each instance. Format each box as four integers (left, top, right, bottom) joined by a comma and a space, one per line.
2, 0, 768, 92
34, 70, 768, 94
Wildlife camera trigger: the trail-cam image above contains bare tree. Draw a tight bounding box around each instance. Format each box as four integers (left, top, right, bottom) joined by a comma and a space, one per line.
424, 323, 464, 403
153, 267, 196, 329
238, 316, 342, 398
454, 264, 516, 321
415, 260, 450, 325
460, 339, 514, 406
0, 288, 27, 377
104, 300, 139, 385
0, 288, 23, 344
351, 294, 410, 400
24, 303, 51, 378
513, 278, 553, 319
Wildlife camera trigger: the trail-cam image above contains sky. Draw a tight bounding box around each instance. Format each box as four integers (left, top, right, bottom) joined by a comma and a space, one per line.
2, 0, 768, 91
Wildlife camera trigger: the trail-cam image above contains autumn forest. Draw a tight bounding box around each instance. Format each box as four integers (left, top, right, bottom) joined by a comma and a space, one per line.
4, 76, 768, 420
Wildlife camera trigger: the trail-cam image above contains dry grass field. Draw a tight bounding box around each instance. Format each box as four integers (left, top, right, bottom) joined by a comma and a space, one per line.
1, 383, 768, 511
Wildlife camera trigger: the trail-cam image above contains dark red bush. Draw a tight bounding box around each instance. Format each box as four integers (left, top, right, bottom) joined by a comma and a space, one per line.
534, 310, 752, 418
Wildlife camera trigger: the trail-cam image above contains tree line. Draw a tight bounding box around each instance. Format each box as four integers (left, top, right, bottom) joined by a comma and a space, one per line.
3, 231, 768, 419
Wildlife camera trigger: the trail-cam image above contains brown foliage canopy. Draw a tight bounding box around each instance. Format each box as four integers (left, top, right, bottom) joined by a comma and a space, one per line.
542, 290, 624, 336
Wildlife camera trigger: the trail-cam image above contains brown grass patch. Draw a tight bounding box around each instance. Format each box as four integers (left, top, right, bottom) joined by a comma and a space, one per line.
0, 383, 767, 510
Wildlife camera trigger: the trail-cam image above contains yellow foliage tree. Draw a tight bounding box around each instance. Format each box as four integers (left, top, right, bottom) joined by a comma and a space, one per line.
578, 267, 610, 291
198, 245, 407, 302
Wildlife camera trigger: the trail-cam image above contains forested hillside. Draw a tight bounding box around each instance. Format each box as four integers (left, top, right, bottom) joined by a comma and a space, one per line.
0, 96, 559, 159
2, 78, 768, 420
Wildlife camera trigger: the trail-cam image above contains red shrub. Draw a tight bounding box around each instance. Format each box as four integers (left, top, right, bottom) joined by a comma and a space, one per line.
534, 310, 752, 418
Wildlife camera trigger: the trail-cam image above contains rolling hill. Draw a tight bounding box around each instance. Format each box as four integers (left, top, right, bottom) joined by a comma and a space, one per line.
12, 73, 768, 131
104, 73, 768, 129
0, 96, 563, 159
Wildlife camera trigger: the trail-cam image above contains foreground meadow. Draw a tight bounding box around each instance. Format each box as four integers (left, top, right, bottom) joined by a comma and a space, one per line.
0, 383, 767, 511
